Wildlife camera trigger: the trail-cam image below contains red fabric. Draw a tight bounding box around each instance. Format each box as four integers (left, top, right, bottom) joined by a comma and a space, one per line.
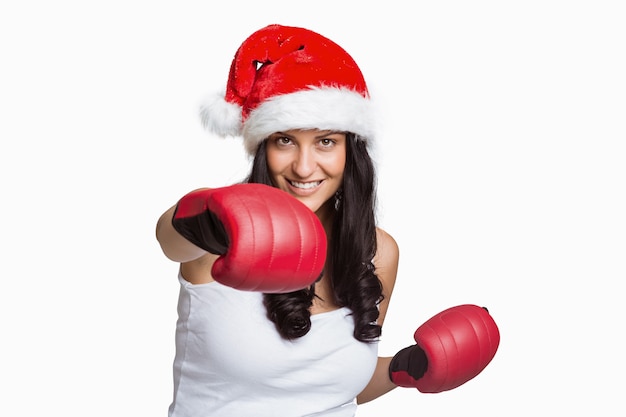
224, 24, 368, 121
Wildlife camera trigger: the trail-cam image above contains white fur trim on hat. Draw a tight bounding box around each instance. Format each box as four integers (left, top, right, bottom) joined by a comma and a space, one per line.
199, 91, 243, 137
241, 87, 376, 156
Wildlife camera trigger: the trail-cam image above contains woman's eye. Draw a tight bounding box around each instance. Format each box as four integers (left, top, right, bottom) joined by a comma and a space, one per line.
275, 136, 291, 145
320, 138, 335, 147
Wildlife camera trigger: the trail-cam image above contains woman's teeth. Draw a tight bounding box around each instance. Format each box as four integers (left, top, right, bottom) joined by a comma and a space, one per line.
290, 180, 321, 189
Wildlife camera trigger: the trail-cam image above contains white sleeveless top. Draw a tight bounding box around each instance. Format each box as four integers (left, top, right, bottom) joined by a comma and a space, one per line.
168, 273, 379, 417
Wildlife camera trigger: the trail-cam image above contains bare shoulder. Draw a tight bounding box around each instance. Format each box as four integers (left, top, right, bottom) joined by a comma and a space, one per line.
180, 252, 219, 285
373, 228, 399, 325
374, 227, 399, 270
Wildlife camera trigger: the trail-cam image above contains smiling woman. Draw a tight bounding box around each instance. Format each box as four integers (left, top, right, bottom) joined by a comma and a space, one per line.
155, 23, 495, 417
265, 129, 347, 218
156, 24, 396, 417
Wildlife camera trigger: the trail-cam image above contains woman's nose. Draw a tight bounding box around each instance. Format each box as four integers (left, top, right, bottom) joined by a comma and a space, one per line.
292, 148, 316, 178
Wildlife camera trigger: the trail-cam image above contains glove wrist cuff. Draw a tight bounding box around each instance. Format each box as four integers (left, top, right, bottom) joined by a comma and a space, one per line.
388, 345, 427, 388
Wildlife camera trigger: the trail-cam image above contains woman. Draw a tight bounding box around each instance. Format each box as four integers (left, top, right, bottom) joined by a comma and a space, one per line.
156, 24, 496, 417
157, 24, 400, 416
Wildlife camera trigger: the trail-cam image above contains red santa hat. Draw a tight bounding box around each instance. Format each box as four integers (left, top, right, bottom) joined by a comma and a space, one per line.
200, 24, 376, 156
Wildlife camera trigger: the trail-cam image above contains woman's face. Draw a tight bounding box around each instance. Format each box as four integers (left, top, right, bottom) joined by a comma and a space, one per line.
266, 129, 346, 216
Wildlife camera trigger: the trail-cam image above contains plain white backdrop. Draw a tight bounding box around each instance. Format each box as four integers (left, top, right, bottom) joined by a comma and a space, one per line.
1, 1, 624, 416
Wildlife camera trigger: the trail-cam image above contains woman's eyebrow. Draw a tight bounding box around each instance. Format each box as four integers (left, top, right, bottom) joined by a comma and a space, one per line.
315, 130, 343, 138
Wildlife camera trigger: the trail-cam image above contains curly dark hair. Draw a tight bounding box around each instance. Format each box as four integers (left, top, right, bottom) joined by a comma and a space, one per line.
244, 133, 383, 343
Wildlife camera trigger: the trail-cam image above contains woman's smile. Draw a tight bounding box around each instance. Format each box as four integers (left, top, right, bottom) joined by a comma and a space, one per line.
266, 129, 346, 214
287, 179, 323, 193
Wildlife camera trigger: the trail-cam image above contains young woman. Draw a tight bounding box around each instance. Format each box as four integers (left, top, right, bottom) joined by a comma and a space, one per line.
156, 24, 498, 417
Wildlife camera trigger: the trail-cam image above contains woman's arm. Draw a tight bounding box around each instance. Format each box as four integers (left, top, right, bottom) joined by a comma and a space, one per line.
156, 202, 219, 285
356, 228, 400, 404
357, 356, 396, 404
155, 203, 207, 263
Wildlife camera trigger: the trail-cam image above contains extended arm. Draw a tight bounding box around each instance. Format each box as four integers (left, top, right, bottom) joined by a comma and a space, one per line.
156, 183, 327, 293
156, 201, 207, 263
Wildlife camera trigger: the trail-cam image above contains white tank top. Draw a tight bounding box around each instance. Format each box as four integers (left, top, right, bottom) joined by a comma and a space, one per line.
168, 273, 379, 417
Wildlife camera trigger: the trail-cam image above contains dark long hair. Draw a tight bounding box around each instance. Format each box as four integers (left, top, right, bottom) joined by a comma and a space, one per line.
245, 133, 383, 343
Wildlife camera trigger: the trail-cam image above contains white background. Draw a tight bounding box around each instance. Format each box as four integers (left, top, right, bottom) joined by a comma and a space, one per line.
1, 1, 625, 416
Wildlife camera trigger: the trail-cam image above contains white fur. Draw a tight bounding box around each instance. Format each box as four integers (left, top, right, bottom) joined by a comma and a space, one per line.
199, 92, 242, 137
242, 87, 377, 156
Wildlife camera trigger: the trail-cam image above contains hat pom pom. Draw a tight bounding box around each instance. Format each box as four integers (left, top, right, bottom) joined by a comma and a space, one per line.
199, 92, 242, 137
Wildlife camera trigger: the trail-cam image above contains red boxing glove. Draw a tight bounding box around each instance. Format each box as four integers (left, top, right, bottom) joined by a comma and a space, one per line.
172, 183, 327, 293
389, 304, 500, 393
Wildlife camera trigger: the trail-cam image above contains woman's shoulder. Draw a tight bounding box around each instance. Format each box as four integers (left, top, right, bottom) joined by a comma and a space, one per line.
373, 227, 399, 278
375, 227, 399, 259
180, 252, 220, 285
373, 227, 400, 325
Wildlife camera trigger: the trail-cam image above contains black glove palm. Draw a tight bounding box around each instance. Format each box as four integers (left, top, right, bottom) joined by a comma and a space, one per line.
172, 190, 229, 255
388, 344, 428, 387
